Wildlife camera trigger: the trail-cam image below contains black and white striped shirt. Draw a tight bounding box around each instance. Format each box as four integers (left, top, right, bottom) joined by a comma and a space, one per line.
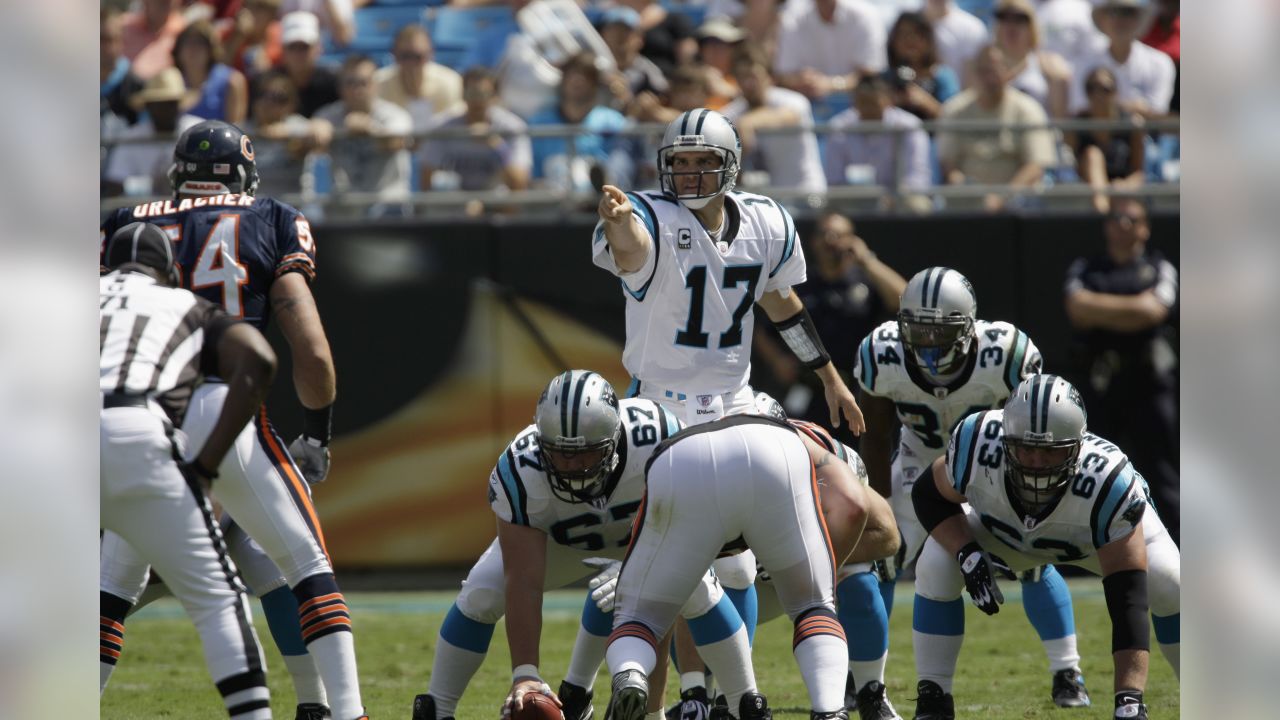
100, 270, 238, 417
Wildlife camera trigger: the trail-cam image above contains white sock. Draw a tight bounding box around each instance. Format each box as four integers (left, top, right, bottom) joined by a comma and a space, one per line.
913, 631, 964, 694
645, 712, 665, 720
284, 653, 328, 706
308, 632, 363, 719
1160, 642, 1180, 678
680, 671, 706, 693
794, 634, 847, 713
564, 629, 607, 690
849, 651, 888, 691
428, 637, 487, 718
694, 626, 755, 712
1041, 635, 1081, 673
606, 636, 657, 676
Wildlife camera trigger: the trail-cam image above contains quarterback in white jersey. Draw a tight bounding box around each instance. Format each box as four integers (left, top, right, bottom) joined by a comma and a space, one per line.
911, 375, 1179, 720
412, 372, 743, 720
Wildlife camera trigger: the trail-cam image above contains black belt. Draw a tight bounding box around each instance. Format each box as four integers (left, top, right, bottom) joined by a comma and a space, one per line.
103, 394, 150, 409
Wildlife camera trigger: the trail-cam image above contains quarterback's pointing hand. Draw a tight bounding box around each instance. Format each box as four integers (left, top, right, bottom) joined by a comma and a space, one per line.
598, 185, 632, 225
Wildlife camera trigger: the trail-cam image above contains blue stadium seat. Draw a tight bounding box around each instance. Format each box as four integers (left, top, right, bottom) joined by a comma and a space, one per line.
955, 0, 996, 23
810, 91, 852, 123
353, 6, 429, 53
661, 1, 707, 28
372, 0, 432, 5
429, 6, 519, 70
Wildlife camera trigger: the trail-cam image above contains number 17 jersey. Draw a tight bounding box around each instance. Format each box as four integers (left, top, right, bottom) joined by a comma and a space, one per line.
853, 319, 1042, 461
101, 193, 316, 331
592, 190, 806, 396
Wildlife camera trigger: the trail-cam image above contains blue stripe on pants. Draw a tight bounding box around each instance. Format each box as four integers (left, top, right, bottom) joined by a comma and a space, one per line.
687, 593, 743, 645
1021, 565, 1075, 641
838, 573, 889, 661
440, 603, 495, 654
913, 596, 965, 636
723, 585, 757, 646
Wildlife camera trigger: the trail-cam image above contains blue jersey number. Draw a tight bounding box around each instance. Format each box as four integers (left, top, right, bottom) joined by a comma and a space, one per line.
549, 500, 643, 550
626, 406, 658, 446
675, 264, 762, 349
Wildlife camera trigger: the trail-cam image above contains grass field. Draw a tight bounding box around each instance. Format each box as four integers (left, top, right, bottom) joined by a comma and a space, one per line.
101, 581, 1178, 719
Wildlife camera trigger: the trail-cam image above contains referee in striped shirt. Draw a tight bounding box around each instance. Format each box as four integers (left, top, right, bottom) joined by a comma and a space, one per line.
99, 221, 280, 719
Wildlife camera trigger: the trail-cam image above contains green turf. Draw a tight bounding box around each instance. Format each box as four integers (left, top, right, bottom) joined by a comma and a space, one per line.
101, 581, 1178, 718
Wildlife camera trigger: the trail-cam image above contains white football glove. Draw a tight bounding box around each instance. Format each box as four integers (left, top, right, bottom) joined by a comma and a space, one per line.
583, 557, 621, 613
288, 435, 331, 485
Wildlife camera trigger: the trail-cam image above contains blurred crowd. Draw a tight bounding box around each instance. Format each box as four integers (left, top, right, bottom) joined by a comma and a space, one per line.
100, 0, 1180, 216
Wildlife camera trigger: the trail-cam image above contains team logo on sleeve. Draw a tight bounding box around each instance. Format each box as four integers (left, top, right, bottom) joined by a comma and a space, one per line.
678, 228, 692, 249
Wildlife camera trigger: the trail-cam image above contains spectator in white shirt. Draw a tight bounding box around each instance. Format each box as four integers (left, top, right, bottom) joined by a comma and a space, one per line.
418, 67, 532, 193
924, 0, 989, 83
1068, 0, 1175, 117
774, 0, 886, 100
1034, 0, 1105, 65
723, 44, 827, 194
991, 0, 1074, 118
824, 75, 933, 212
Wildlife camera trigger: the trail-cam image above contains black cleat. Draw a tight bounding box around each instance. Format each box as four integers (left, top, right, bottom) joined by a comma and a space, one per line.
559, 680, 595, 720
707, 693, 730, 720
606, 670, 649, 720
738, 692, 772, 720
295, 704, 331, 720
811, 712, 849, 720
844, 671, 858, 712
911, 681, 954, 720
666, 686, 711, 720
411, 694, 453, 720
855, 681, 902, 720
1051, 668, 1091, 708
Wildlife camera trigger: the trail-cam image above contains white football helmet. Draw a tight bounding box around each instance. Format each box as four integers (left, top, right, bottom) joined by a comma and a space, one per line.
897, 267, 978, 375
657, 108, 741, 209
534, 370, 623, 503
1002, 374, 1088, 514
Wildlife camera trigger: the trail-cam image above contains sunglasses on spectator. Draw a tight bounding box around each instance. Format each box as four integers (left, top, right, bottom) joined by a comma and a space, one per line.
994, 11, 1031, 24
285, 42, 312, 52
1107, 6, 1142, 18
396, 51, 429, 63
342, 76, 372, 87
1107, 212, 1144, 226
1085, 82, 1116, 95
260, 91, 292, 104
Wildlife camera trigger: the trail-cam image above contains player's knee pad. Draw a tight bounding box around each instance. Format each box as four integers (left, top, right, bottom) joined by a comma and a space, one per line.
713, 552, 758, 590
679, 571, 724, 619
455, 583, 505, 625
913, 539, 964, 602
100, 546, 150, 605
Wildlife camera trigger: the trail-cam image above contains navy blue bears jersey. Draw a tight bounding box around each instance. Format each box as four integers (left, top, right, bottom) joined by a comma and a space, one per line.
101, 194, 316, 330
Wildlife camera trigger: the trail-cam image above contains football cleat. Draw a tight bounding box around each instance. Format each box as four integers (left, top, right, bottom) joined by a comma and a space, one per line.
855, 682, 902, 720
911, 681, 954, 720
811, 712, 849, 720
844, 671, 858, 712
1051, 668, 1091, 708
295, 703, 331, 720
606, 669, 649, 720
666, 686, 711, 720
411, 694, 452, 720
737, 692, 772, 720
708, 693, 730, 720
559, 680, 595, 720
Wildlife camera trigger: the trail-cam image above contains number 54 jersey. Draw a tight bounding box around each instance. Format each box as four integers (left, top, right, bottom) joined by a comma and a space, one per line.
101, 194, 316, 331
948, 410, 1153, 564
488, 398, 683, 555
854, 319, 1042, 462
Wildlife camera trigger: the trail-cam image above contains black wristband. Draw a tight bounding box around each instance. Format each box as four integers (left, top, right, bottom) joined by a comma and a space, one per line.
1103, 569, 1150, 653
303, 403, 334, 446
912, 472, 963, 533
188, 458, 219, 480
773, 307, 832, 370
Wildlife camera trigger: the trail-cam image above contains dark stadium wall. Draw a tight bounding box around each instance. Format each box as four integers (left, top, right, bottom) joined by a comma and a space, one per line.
265, 213, 1177, 570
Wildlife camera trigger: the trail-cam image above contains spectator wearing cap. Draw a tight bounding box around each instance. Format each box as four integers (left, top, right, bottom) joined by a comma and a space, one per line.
270, 11, 338, 117
245, 70, 331, 196
695, 19, 744, 109
314, 54, 414, 211
375, 25, 464, 133
774, 0, 886, 100
990, 0, 1074, 118
613, 0, 698, 77
220, 0, 284, 74
883, 11, 959, 121
527, 52, 633, 191
103, 6, 146, 129
418, 68, 532, 193
824, 75, 932, 212
598, 7, 669, 116
103, 68, 203, 197
1068, 0, 1175, 117
121, 0, 187, 80
936, 44, 1056, 211
1066, 66, 1145, 213
722, 44, 826, 194
173, 20, 249, 125
281, 0, 355, 47
922, 0, 989, 85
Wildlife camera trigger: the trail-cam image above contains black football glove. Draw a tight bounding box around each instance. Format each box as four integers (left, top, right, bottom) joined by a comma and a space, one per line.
1114, 690, 1147, 719
957, 542, 1004, 615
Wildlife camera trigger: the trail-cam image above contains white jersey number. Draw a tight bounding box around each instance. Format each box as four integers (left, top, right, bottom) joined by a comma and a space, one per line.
192, 215, 249, 317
